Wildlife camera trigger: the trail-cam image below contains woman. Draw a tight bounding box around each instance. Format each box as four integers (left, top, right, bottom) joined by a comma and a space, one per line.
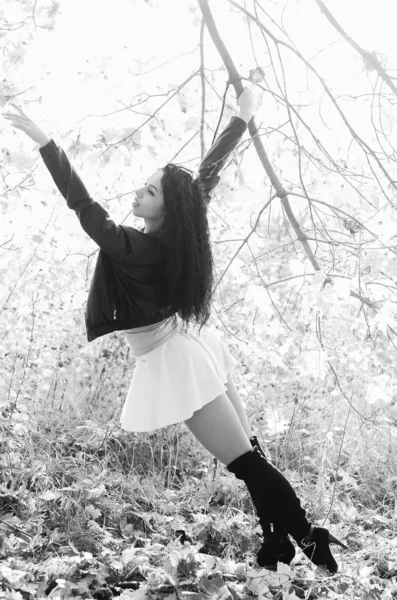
3, 89, 346, 572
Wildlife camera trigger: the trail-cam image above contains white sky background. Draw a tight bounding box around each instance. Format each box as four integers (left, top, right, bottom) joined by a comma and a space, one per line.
11, 0, 397, 132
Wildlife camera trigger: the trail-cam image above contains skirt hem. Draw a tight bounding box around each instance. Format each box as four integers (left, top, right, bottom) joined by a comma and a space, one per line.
120, 376, 231, 433
120, 321, 237, 432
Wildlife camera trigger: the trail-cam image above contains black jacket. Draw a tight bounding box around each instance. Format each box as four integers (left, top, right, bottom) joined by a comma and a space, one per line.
39, 116, 248, 342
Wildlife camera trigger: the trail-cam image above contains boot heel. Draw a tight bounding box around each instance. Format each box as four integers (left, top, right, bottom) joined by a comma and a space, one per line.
328, 532, 347, 550
299, 526, 346, 574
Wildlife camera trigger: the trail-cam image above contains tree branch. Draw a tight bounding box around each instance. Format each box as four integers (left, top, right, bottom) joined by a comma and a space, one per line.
313, 0, 397, 98
199, 18, 206, 160
228, 0, 397, 205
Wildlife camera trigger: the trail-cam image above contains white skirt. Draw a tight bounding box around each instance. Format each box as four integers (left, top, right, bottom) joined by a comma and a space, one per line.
120, 316, 236, 432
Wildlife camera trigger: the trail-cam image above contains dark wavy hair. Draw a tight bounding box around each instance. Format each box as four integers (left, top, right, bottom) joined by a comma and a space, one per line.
156, 163, 214, 328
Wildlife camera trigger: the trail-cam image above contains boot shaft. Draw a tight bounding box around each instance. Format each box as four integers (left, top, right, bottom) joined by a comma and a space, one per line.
227, 447, 310, 540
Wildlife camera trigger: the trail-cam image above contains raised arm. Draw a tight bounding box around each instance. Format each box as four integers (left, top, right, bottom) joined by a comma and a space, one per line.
39, 140, 131, 261
197, 87, 255, 203
2, 104, 131, 261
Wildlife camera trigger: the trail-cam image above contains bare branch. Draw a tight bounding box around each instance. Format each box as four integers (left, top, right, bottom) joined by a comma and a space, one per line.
199, 18, 206, 160
129, 46, 199, 77
313, 0, 397, 97
100, 70, 200, 155
227, 0, 397, 206
213, 196, 275, 293
246, 240, 291, 329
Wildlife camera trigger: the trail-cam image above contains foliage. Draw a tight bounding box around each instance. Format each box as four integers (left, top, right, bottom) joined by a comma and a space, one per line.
1, 412, 397, 599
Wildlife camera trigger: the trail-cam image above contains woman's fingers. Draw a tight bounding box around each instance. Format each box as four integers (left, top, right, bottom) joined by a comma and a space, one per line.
3, 113, 29, 133
3, 117, 23, 128
3, 104, 30, 122
10, 103, 26, 115
3, 112, 25, 121
2, 105, 48, 143
3, 114, 29, 128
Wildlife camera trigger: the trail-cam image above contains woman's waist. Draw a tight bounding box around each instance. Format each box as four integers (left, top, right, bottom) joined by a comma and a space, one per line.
124, 315, 186, 356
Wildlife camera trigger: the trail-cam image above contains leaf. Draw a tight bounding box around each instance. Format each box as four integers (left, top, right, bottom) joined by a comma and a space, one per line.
121, 546, 150, 567
283, 592, 300, 600
87, 483, 106, 499
0, 591, 21, 600
248, 67, 265, 83
39, 489, 61, 501
0, 564, 29, 588
276, 562, 293, 577
163, 551, 181, 580
359, 565, 375, 579
117, 586, 150, 599
85, 504, 101, 520
198, 574, 230, 598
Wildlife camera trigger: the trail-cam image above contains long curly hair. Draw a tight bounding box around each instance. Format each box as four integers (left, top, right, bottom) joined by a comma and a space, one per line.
156, 163, 214, 328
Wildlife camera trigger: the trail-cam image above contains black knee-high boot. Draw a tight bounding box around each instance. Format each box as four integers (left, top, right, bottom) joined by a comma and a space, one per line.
227, 448, 346, 573
249, 435, 296, 569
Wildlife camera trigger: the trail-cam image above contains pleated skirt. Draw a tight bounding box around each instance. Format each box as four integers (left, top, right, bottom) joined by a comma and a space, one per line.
120, 316, 236, 432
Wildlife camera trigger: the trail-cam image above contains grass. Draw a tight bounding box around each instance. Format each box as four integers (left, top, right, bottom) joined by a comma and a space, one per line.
2, 342, 397, 597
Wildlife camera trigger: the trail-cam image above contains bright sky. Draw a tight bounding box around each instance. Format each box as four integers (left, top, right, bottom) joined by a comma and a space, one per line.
327, 0, 396, 56
10, 0, 396, 127
2, 0, 396, 224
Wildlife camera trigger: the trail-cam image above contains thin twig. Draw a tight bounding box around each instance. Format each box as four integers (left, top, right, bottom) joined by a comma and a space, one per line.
213, 197, 275, 293
199, 18, 206, 161
321, 401, 352, 527
169, 131, 199, 163
100, 70, 200, 155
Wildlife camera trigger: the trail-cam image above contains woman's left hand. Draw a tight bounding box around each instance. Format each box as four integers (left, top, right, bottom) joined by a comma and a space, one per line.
3, 103, 51, 147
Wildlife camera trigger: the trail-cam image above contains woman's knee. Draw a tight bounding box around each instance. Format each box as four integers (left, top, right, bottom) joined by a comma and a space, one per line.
184, 393, 252, 465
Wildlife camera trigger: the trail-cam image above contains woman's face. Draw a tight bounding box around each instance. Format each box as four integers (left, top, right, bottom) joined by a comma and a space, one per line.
132, 169, 165, 224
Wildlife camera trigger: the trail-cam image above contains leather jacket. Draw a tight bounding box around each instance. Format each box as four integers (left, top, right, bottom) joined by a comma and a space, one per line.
39, 116, 248, 342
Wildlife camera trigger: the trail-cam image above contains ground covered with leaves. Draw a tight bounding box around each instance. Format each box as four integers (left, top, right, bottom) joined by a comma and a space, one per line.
1, 417, 397, 600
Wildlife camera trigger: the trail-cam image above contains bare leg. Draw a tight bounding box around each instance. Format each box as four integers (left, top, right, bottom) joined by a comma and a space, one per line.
185, 393, 252, 465
225, 372, 253, 439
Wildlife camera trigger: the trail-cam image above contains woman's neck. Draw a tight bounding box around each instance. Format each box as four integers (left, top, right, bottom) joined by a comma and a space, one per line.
143, 217, 164, 234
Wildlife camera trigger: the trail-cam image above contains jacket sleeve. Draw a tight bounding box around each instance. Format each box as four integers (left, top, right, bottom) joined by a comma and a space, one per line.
197, 116, 248, 204
39, 140, 130, 261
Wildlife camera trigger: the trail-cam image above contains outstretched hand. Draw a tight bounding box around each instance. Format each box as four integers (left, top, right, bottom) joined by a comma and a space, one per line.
3, 103, 51, 147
